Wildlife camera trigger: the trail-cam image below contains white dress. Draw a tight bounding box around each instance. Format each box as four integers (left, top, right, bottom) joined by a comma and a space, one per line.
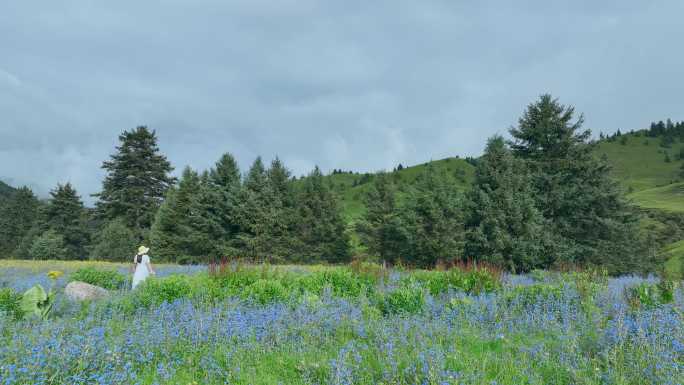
132, 254, 151, 289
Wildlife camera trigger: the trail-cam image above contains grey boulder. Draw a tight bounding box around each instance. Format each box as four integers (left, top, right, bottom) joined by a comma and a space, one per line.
65, 281, 110, 301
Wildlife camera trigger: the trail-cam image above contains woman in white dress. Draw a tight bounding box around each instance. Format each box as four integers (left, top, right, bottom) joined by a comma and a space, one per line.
132, 245, 156, 289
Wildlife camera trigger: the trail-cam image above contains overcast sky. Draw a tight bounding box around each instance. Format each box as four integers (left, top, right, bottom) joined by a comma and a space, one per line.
1, 1, 682, 204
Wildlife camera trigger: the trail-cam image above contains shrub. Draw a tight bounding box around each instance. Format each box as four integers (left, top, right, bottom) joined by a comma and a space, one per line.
134, 275, 192, 308
29, 230, 67, 260
506, 284, 565, 307
409, 268, 501, 296
625, 283, 660, 310
658, 279, 676, 304
379, 285, 425, 315
625, 280, 676, 310
291, 269, 375, 298
91, 219, 138, 262
244, 279, 289, 304
0, 288, 24, 320
70, 268, 127, 290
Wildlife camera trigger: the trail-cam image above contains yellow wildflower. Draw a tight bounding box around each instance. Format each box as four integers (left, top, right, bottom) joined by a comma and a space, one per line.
47, 270, 64, 280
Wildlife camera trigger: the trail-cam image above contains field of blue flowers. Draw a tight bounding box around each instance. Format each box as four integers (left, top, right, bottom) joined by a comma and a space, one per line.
0, 260, 683, 385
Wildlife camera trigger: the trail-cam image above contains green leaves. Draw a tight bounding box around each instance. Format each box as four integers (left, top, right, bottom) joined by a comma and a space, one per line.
20, 285, 54, 320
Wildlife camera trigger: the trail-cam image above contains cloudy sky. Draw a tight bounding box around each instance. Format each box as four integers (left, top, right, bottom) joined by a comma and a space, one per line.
1, 1, 682, 204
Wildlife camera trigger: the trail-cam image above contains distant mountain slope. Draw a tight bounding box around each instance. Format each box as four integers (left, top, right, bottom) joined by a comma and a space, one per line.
326, 157, 475, 221
595, 133, 684, 193
0, 180, 16, 201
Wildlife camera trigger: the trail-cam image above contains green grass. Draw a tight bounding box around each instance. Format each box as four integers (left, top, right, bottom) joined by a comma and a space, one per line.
662, 240, 684, 278
628, 182, 684, 213
595, 134, 684, 192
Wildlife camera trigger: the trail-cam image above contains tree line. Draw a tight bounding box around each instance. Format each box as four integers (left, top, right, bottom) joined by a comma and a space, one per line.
0, 95, 657, 273
356, 95, 650, 274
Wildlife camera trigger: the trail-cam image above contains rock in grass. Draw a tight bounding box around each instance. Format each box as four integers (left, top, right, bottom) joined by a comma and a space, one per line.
65, 281, 110, 301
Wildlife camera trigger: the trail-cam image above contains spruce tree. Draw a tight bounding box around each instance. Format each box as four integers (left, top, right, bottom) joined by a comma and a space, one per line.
95, 126, 176, 236
396, 164, 463, 267
150, 167, 210, 263
463, 136, 549, 272
295, 166, 351, 263
43, 183, 90, 259
509, 94, 641, 271
356, 172, 404, 265
263, 157, 298, 259
236, 157, 272, 259
0, 187, 41, 258
203, 153, 243, 256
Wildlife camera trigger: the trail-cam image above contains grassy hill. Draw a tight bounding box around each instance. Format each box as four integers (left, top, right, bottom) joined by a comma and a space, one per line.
628, 182, 684, 213
595, 134, 684, 193
327, 157, 475, 222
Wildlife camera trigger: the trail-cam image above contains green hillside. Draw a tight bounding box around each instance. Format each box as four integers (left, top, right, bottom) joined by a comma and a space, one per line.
595, 133, 684, 193
628, 182, 684, 213
327, 157, 475, 221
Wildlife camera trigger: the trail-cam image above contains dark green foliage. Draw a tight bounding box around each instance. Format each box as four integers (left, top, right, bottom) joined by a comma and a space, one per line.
29, 230, 67, 260
95, 126, 176, 236
236, 157, 298, 261
657, 279, 676, 303
150, 167, 213, 263
69, 268, 127, 290
0, 180, 15, 201
42, 183, 90, 259
199, 153, 243, 256
0, 187, 40, 258
508, 94, 641, 273
294, 167, 351, 263
356, 173, 404, 264
91, 218, 138, 261
394, 165, 463, 267
464, 136, 549, 272
0, 288, 24, 320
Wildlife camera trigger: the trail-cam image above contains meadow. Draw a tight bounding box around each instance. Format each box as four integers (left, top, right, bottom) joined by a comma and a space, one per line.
0, 260, 683, 385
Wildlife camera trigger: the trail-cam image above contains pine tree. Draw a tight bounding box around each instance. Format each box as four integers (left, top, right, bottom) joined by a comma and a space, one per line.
0, 187, 41, 258
95, 126, 176, 236
295, 166, 350, 263
200, 153, 243, 257
356, 172, 404, 264
43, 183, 90, 259
509, 94, 641, 271
150, 167, 210, 263
463, 136, 549, 272
396, 164, 463, 267
235, 157, 272, 259
264, 157, 298, 259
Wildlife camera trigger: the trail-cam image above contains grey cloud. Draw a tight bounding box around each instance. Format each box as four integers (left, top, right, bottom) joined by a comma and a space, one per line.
1, 0, 683, 204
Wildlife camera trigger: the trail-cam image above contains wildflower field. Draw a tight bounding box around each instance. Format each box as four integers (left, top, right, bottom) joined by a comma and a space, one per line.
0, 260, 682, 385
